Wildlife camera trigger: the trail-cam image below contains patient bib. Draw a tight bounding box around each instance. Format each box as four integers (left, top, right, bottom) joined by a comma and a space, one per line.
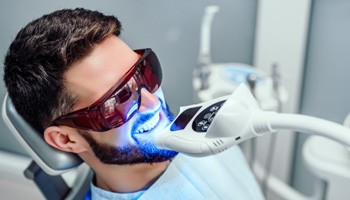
90, 146, 264, 200
140, 146, 264, 199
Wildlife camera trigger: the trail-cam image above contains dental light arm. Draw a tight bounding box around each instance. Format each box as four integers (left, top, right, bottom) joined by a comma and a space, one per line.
155, 84, 350, 156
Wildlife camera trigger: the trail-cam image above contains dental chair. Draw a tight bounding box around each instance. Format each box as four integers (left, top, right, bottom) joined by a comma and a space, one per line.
2, 94, 93, 200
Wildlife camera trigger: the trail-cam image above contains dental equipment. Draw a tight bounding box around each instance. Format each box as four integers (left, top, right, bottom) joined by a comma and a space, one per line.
193, 5, 287, 111
195, 5, 219, 90
155, 83, 350, 156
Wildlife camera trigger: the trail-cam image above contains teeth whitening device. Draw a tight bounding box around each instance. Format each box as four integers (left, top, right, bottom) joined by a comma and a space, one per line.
155, 84, 350, 156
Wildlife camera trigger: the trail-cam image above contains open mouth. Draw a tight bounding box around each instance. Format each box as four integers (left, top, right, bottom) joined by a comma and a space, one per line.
134, 112, 160, 134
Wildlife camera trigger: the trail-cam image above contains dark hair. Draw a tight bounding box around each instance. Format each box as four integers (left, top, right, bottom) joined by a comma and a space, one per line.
3, 8, 122, 132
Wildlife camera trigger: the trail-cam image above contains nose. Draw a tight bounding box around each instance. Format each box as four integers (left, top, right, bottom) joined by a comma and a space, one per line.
138, 88, 160, 113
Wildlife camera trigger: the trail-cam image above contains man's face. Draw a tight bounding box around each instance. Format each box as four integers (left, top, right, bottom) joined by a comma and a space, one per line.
64, 35, 177, 164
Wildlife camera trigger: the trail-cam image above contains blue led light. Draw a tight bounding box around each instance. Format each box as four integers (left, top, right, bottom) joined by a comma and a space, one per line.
220, 66, 264, 85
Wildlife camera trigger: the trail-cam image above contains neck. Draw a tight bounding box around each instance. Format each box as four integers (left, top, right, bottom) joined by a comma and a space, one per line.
92, 160, 170, 193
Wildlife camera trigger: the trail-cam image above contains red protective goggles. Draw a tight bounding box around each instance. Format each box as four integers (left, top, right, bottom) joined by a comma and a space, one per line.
51, 48, 162, 132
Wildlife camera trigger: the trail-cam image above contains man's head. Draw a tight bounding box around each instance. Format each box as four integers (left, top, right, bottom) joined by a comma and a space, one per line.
4, 8, 177, 166
4, 8, 122, 133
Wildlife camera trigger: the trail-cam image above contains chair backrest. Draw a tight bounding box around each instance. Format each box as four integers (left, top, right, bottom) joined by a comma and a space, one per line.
2, 94, 83, 175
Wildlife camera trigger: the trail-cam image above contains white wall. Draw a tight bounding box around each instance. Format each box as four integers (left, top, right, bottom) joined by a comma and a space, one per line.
293, 0, 350, 198
253, 0, 311, 186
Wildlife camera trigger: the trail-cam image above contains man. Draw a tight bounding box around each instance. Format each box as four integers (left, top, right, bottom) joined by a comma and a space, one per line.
4, 8, 264, 199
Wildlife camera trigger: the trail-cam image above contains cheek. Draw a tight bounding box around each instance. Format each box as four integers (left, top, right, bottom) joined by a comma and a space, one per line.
113, 127, 135, 146
92, 125, 136, 146
153, 87, 166, 103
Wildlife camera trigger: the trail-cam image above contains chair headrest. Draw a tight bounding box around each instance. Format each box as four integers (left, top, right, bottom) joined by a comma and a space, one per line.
2, 94, 83, 175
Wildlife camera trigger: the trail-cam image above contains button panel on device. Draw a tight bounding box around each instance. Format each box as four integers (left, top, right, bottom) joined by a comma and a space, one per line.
192, 100, 226, 132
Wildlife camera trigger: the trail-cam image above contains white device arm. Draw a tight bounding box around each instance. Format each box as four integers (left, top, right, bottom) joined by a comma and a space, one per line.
268, 113, 350, 146
155, 84, 350, 156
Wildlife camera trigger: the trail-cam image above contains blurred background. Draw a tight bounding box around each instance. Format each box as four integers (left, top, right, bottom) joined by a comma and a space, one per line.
0, 0, 349, 199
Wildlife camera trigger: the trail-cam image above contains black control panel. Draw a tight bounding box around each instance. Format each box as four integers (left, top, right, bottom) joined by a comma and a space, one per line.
192, 100, 226, 132
170, 106, 202, 131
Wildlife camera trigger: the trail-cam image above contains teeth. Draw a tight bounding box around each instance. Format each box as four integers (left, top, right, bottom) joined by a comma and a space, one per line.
135, 114, 160, 134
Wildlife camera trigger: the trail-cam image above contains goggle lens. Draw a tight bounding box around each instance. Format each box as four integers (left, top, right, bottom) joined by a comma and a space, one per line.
51, 48, 162, 131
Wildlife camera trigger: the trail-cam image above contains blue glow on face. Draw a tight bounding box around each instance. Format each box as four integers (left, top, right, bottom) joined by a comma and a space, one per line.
80, 91, 177, 165
131, 100, 178, 158
126, 102, 139, 119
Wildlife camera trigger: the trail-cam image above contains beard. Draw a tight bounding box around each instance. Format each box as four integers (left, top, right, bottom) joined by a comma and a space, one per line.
78, 104, 178, 165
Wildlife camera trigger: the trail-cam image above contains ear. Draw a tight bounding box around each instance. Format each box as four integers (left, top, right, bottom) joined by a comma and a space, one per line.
44, 126, 87, 153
